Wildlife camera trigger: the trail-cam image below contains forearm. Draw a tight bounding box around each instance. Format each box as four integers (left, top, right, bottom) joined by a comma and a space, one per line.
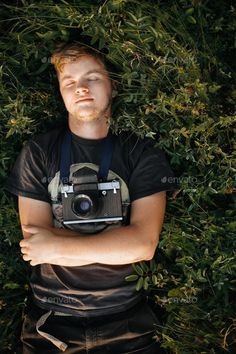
47, 225, 149, 266
47, 257, 92, 267
48, 226, 80, 237
52, 224, 157, 265
48, 225, 136, 266
48, 228, 92, 266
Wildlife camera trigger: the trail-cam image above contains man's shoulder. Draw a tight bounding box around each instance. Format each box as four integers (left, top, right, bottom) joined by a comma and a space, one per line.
116, 130, 161, 154
28, 125, 66, 152
32, 125, 66, 143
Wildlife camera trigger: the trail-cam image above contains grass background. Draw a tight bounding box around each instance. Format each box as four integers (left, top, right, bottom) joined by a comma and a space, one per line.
0, 0, 235, 353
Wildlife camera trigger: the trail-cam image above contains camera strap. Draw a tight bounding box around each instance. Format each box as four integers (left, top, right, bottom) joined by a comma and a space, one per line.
60, 129, 116, 185
98, 131, 116, 182
60, 129, 72, 185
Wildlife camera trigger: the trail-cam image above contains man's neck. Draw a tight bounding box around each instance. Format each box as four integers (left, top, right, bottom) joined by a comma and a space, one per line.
68, 116, 110, 140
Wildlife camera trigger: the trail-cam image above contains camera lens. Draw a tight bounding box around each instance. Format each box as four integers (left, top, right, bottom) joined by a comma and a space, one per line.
79, 200, 91, 212
72, 194, 97, 219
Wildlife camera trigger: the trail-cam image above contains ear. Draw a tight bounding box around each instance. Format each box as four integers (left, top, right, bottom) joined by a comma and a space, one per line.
111, 79, 118, 90
111, 79, 118, 98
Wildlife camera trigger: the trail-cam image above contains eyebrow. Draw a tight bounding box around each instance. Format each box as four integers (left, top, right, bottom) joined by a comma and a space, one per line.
61, 69, 106, 82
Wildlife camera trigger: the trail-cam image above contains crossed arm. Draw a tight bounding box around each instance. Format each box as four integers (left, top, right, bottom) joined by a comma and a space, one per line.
19, 192, 166, 267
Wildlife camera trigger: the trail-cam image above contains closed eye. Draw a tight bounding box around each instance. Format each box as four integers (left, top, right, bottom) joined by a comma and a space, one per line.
87, 76, 99, 81
65, 81, 74, 87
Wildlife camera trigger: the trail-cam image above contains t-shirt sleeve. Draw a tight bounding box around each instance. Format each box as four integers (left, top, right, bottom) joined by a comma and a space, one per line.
5, 140, 50, 203
128, 139, 178, 202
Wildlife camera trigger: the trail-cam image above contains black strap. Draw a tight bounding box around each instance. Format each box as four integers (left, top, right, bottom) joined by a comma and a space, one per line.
60, 129, 72, 185
60, 129, 116, 184
98, 131, 116, 181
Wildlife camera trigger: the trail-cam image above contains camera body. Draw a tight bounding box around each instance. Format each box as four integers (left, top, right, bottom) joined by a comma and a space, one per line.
61, 177, 123, 226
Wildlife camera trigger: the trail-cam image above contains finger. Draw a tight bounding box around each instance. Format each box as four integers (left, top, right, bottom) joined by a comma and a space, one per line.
22, 254, 31, 261
30, 260, 39, 266
21, 247, 28, 255
19, 240, 28, 247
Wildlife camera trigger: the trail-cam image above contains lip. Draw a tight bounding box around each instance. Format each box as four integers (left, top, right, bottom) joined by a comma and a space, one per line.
75, 97, 94, 103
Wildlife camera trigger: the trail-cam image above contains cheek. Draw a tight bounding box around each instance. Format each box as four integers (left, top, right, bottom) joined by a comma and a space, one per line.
96, 85, 112, 101
61, 90, 74, 105
96, 92, 110, 107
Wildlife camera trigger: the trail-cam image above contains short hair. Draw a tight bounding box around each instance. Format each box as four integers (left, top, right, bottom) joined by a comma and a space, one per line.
51, 42, 110, 74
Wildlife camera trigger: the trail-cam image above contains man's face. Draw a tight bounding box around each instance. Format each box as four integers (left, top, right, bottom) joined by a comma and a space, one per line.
58, 55, 113, 123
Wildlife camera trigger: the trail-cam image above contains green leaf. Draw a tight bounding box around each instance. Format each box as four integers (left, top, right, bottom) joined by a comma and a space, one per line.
185, 8, 194, 16
125, 274, 139, 282
152, 274, 158, 285
187, 16, 197, 25
150, 259, 157, 272
3, 282, 20, 290
132, 264, 144, 276
135, 277, 144, 291
139, 261, 149, 272
143, 276, 150, 290
98, 37, 105, 50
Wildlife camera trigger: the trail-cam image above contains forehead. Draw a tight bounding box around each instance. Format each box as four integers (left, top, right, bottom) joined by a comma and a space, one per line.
59, 55, 107, 79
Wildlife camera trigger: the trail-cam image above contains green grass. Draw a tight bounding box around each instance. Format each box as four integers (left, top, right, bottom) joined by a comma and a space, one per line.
0, 0, 235, 352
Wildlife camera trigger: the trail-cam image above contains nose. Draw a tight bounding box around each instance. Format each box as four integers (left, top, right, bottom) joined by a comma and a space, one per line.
75, 82, 89, 94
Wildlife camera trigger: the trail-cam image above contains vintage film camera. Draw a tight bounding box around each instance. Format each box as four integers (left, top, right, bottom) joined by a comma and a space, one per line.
61, 168, 123, 226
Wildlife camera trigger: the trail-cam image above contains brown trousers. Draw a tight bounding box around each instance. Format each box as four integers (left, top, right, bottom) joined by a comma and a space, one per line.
21, 300, 162, 353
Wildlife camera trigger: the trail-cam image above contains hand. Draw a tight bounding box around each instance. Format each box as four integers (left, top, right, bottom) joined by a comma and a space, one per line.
20, 225, 60, 266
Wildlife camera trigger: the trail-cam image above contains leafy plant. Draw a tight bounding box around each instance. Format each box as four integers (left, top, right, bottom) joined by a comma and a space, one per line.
0, 0, 235, 353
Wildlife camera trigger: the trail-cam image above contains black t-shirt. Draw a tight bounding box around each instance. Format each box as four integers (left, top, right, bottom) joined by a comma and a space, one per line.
6, 126, 177, 316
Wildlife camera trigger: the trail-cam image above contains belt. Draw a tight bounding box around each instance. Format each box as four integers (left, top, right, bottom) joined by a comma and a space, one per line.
36, 310, 73, 351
